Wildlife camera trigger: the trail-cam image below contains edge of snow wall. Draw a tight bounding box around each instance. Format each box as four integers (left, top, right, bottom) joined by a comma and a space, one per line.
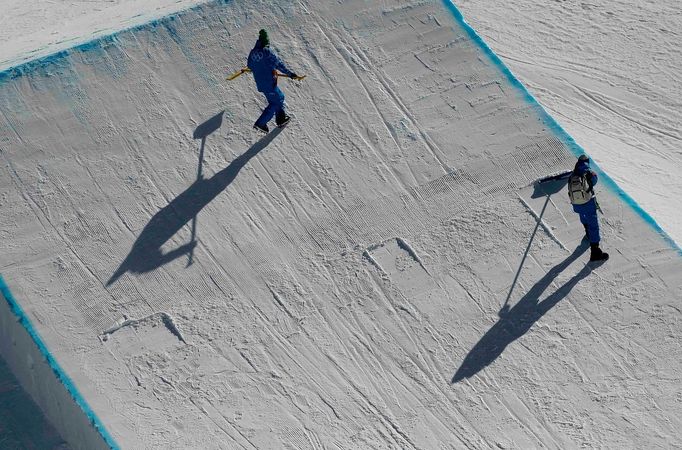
0, 276, 118, 450
0, 0, 222, 78
0, 0, 679, 445
442, 0, 681, 254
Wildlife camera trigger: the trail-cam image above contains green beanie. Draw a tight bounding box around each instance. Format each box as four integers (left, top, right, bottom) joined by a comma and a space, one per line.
258, 29, 269, 47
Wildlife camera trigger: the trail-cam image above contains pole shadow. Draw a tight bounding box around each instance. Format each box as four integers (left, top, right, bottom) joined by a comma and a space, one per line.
107, 121, 283, 286
503, 173, 572, 310
452, 241, 592, 383
193, 110, 225, 180
188, 111, 224, 267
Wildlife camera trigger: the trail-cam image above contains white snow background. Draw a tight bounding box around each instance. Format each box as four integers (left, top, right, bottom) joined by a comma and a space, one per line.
1, 0, 681, 448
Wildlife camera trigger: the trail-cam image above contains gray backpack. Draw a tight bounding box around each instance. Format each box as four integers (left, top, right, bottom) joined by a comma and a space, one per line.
568, 173, 593, 205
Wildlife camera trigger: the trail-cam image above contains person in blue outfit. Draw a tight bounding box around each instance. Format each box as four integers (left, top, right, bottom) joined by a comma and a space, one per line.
248, 29, 299, 133
568, 154, 609, 262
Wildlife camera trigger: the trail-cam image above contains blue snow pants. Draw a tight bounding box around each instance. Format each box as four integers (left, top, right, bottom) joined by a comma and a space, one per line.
573, 199, 600, 244
255, 87, 285, 128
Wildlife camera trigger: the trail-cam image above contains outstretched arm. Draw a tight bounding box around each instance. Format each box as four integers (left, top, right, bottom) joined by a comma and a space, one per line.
267, 48, 294, 77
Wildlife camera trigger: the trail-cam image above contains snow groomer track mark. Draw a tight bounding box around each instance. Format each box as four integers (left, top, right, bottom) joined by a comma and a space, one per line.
285, 136, 573, 255
1, 0, 682, 448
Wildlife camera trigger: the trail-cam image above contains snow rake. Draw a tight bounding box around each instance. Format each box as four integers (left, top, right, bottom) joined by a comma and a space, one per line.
226, 67, 306, 81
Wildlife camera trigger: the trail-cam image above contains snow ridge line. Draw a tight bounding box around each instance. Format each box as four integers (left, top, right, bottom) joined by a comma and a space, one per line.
0, 0, 226, 84
441, 0, 681, 255
100, 311, 187, 343
395, 237, 430, 274
0, 275, 120, 450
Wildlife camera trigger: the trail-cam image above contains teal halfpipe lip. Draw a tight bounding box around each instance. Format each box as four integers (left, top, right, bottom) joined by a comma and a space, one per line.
441, 0, 681, 255
0, 275, 120, 450
0, 0, 227, 84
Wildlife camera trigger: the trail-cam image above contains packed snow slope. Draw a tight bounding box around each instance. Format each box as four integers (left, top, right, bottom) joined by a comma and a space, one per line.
4, 0, 681, 249
456, 0, 682, 247
1, 0, 681, 448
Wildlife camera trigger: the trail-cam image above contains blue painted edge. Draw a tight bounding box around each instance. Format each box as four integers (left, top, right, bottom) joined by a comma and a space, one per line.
441, 0, 681, 255
0, 275, 120, 450
0, 0, 232, 85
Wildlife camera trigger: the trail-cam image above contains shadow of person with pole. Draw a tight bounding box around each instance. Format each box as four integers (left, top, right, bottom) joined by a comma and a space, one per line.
107, 115, 283, 286
187, 111, 224, 267
502, 171, 572, 312
452, 170, 594, 383
451, 241, 592, 383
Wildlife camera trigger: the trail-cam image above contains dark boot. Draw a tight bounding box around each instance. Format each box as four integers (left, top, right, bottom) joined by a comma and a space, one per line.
275, 111, 290, 127
253, 122, 269, 133
590, 243, 609, 262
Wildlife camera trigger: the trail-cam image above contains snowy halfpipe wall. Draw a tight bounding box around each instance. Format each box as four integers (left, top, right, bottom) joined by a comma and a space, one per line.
0, 277, 116, 449
1, 0, 681, 448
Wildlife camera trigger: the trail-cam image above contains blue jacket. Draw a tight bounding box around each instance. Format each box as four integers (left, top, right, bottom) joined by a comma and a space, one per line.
247, 40, 293, 93
572, 159, 598, 214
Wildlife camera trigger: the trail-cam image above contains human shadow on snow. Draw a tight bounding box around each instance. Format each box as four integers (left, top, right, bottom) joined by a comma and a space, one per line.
107, 116, 283, 286
452, 241, 594, 383
502, 171, 572, 310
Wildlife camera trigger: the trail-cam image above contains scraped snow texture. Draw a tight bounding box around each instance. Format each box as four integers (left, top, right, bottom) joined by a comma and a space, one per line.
456, 0, 682, 247
1, 0, 682, 448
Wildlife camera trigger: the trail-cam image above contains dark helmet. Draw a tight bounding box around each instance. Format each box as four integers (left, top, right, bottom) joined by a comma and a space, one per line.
258, 29, 269, 47
574, 154, 590, 173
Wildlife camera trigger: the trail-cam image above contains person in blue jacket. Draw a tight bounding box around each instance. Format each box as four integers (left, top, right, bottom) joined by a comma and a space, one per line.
568, 154, 609, 262
248, 29, 299, 133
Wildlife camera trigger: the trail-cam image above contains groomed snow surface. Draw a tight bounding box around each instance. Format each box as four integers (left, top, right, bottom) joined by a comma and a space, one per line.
3, 0, 681, 247
1, 0, 682, 448
456, 0, 682, 247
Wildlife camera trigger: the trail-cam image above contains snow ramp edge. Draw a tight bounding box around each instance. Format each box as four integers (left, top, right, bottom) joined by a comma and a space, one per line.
0, 275, 119, 449
441, 0, 681, 255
